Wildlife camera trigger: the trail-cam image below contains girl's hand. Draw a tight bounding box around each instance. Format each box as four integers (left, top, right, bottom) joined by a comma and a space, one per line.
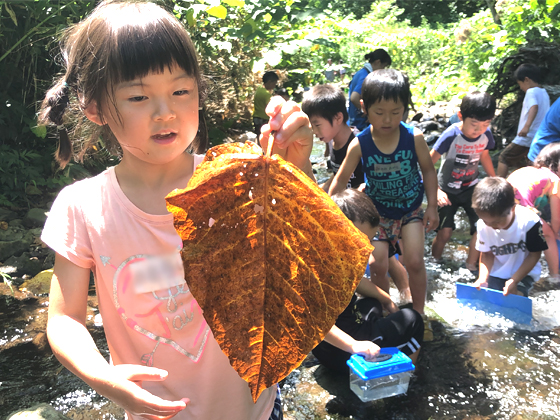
437, 189, 451, 207
351, 340, 381, 361
423, 205, 439, 233
260, 97, 313, 172
100, 364, 188, 420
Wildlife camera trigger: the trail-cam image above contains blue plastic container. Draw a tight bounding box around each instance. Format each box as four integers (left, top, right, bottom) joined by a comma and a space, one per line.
347, 347, 415, 402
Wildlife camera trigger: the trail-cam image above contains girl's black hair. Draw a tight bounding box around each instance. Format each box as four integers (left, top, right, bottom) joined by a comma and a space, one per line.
361, 68, 410, 111
364, 49, 391, 66
472, 177, 515, 217
39, 1, 207, 168
534, 142, 560, 175
331, 189, 380, 227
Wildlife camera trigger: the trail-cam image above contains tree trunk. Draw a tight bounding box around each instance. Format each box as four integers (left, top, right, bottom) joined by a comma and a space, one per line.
485, 0, 501, 25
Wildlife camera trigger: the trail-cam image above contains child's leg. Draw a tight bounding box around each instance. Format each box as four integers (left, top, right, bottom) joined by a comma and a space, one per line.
400, 221, 427, 314
431, 197, 458, 260
541, 220, 559, 276
368, 241, 390, 293
388, 256, 412, 302
361, 308, 423, 364
432, 228, 453, 260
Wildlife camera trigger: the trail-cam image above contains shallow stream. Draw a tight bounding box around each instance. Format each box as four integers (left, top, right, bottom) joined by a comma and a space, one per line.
1, 140, 559, 419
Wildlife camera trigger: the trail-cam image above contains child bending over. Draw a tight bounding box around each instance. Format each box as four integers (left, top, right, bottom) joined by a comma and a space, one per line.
39, 2, 312, 419
312, 189, 423, 373
329, 69, 438, 337
472, 177, 548, 296
507, 143, 560, 280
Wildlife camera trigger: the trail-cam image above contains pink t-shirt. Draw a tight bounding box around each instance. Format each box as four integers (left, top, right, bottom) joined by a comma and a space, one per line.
41, 161, 276, 420
507, 166, 560, 211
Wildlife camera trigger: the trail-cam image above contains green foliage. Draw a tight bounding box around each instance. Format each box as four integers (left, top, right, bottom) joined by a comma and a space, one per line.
1, 0, 559, 207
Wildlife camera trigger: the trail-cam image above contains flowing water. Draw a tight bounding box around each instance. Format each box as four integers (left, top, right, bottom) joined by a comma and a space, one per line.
1, 141, 560, 419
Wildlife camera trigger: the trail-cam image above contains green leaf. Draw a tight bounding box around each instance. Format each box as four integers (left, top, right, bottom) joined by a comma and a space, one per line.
31, 125, 47, 139
206, 5, 227, 19
263, 13, 272, 23
4, 3, 18, 26
223, 0, 245, 7
551, 2, 560, 19
186, 9, 195, 27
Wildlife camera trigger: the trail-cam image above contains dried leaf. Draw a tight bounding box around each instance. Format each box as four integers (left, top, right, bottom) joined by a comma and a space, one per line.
166, 141, 373, 402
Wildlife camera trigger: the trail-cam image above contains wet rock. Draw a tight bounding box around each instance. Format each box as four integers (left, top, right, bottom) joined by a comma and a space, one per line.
3, 253, 43, 278
23, 209, 48, 229
6, 403, 70, 419
0, 208, 18, 222
19, 269, 53, 295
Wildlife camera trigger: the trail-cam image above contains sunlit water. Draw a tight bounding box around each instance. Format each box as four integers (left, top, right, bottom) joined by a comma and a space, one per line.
1, 139, 559, 419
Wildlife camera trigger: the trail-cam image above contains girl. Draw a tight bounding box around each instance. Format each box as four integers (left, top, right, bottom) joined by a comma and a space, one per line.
329, 69, 438, 331
347, 49, 392, 133
507, 143, 560, 280
39, 2, 313, 419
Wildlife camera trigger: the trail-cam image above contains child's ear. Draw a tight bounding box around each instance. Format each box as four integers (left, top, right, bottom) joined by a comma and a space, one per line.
360, 99, 366, 114
83, 100, 104, 126
457, 111, 464, 122
333, 111, 344, 125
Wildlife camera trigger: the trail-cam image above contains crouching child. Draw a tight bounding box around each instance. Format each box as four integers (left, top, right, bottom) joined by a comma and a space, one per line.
472, 177, 548, 296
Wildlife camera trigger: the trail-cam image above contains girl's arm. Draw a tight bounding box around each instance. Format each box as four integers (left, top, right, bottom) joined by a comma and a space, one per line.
350, 91, 362, 112
474, 251, 494, 289
480, 150, 496, 177
504, 251, 541, 296
328, 138, 362, 196
549, 194, 560, 238
323, 324, 380, 361
355, 277, 399, 314
414, 132, 439, 232
48, 254, 188, 420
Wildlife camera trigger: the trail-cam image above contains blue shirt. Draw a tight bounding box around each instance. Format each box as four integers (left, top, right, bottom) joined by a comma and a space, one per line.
528, 97, 560, 162
347, 67, 370, 131
359, 122, 424, 219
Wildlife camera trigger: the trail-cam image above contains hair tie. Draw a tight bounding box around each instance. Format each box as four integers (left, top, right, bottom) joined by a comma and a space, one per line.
57, 125, 65, 130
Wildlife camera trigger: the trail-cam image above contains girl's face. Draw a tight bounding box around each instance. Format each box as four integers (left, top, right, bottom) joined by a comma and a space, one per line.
364, 99, 404, 135
87, 64, 199, 167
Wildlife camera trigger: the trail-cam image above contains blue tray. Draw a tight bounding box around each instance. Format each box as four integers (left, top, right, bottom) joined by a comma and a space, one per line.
456, 282, 532, 324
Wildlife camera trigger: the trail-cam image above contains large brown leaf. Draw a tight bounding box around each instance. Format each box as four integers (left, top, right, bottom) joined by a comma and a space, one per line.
165, 141, 373, 402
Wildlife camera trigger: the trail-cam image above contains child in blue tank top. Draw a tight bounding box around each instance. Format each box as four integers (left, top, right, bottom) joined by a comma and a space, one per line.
329, 69, 438, 329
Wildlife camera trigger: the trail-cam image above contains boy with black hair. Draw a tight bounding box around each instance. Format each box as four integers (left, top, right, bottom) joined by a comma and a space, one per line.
303, 84, 413, 306
472, 177, 548, 296
302, 84, 364, 192
312, 188, 423, 373
253, 70, 279, 136
497, 64, 550, 177
430, 91, 497, 276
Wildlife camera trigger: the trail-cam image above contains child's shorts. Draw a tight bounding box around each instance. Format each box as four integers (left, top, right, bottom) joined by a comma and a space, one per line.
498, 143, 530, 167
374, 206, 424, 247
487, 275, 535, 297
312, 298, 424, 373
437, 187, 478, 235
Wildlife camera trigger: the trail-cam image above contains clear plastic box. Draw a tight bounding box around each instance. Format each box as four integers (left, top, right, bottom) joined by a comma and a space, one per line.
347, 347, 415, 402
